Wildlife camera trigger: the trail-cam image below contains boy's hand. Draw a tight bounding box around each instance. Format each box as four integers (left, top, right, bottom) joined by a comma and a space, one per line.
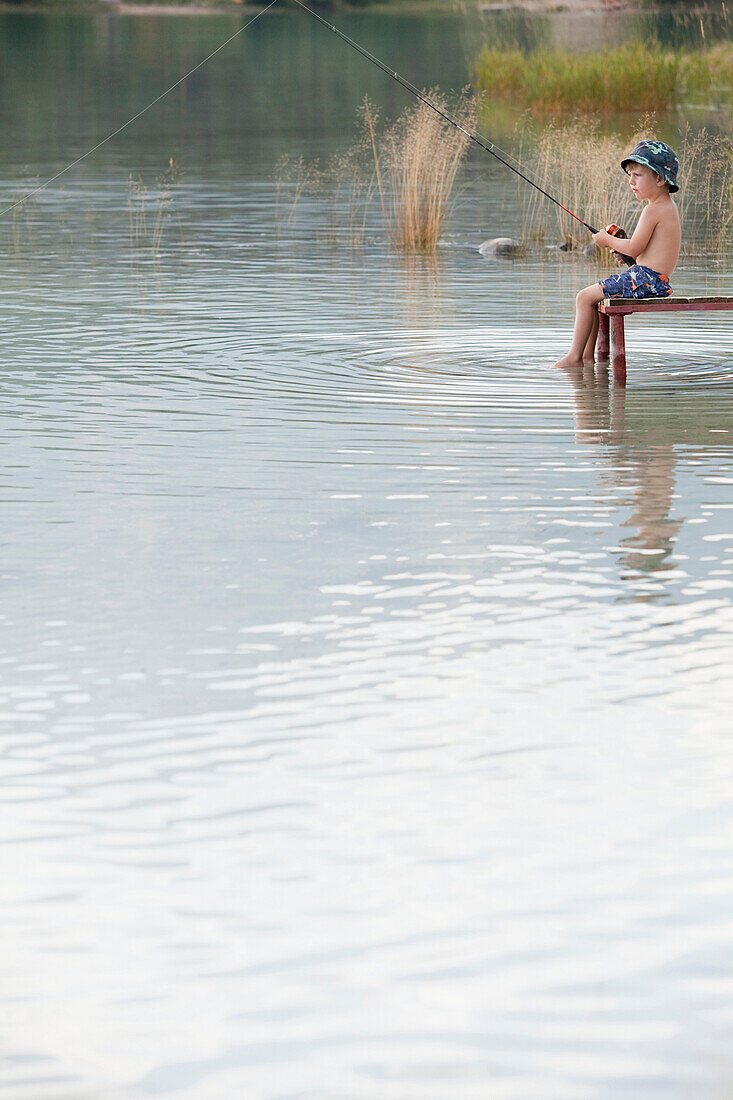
592, 229, 617, 249
594, 226, 634, 266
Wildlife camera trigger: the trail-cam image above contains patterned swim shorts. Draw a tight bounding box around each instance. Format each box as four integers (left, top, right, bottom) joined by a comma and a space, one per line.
599, 264, 672, 299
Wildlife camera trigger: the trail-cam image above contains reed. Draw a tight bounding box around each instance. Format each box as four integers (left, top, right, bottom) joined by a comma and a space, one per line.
516, 120, 733, 254
274, 154, 328, 242
377, 89, 475, 250
127, 158, 183, 258
278, 92, 475, 251
331, 102, 381, 248
9, 172, 40, 253
151, 158, 183, 258
675, 126, 733, 251
127, 173, 148, 248
474, 42, 733, 115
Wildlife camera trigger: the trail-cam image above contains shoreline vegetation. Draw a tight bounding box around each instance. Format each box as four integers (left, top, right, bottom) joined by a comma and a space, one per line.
474, 41, 733, 115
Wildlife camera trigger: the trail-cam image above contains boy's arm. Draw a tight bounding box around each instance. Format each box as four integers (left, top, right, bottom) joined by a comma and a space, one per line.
593, 206, 657, 258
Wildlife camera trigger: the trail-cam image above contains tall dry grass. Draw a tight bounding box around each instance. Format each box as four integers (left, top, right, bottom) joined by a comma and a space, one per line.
375, 90, 475, 250
519, 122, 643, 246
152, 158, 183, 257
127, 158, 183, 258
675, 126, 733, 250
9, 172, 40, 252
518, 120, 733, 253
277, 92, 475, 251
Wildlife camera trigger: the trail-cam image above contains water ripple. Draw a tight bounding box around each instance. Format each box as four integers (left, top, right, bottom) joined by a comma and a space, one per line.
2, 171, 733, 1100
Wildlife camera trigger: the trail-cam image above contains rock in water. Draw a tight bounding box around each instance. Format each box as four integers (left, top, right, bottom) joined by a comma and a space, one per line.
478, 237, 522, 258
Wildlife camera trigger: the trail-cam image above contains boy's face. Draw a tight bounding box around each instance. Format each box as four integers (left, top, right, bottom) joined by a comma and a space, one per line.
625, 163, 667, 200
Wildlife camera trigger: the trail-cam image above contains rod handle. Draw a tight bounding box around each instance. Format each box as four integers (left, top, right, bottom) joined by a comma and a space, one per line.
605, 224, 634, 267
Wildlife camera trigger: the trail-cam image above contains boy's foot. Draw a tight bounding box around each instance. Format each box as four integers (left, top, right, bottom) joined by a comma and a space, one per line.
553, 353, 584, 370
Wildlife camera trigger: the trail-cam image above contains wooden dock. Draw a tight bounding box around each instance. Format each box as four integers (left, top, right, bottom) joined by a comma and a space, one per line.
597, 296, 733, 384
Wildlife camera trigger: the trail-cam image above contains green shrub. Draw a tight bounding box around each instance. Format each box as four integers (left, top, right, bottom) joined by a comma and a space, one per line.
473, 42, 733, 114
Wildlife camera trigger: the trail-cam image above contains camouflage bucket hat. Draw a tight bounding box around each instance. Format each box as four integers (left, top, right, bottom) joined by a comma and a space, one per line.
621, 140, 679, 193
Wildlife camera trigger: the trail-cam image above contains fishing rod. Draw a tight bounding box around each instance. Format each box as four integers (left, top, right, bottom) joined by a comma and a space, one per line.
289, 0, 635, 259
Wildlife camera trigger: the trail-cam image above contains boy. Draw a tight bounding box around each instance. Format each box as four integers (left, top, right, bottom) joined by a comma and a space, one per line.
553, 140, 681, 370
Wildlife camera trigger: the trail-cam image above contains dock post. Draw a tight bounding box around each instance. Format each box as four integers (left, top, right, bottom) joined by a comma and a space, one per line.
596, 310, 610, 360
610, 314, 627, 385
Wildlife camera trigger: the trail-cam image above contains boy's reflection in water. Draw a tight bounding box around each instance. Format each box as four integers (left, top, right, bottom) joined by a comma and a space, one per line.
560, 364, 682, 579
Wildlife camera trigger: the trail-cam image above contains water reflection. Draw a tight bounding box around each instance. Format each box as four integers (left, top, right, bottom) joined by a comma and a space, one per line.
399, 252, 450, 333
561, 365, 717, 587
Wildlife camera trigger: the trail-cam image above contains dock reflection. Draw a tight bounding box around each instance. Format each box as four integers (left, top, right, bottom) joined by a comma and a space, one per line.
559, 365, 733, 582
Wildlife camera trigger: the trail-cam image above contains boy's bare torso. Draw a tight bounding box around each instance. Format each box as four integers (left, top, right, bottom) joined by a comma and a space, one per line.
633, 194, 681, 280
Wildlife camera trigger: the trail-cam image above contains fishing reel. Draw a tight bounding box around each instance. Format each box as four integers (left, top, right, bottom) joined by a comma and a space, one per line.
605, 224, 634, 267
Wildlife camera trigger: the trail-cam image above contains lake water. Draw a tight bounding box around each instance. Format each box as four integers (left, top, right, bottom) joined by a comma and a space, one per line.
2, 6, 733, 1099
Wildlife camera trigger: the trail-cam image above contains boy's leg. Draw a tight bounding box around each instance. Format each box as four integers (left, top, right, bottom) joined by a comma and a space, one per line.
596, 311, 610, 360
582, 308, 600, 364
553, 283, 606, 370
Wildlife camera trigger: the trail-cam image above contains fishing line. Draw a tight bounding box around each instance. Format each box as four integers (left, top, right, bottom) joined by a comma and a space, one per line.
288, 0, 600, 236
0, 0, 279, 219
